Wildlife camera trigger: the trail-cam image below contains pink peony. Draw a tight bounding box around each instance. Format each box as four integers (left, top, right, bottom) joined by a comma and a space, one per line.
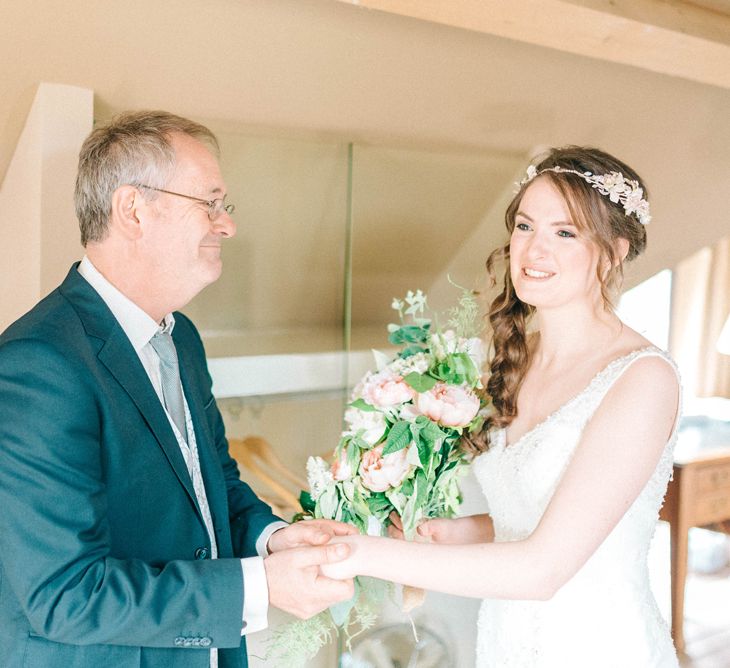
331, 451, 353, 481
359, 445, 411, 493
416, 383, 480, 428
357, 369, 415, 409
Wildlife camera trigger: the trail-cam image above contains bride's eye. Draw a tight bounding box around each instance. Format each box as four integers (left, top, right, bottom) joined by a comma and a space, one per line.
557, 229, 576, 238
515, 222, 531, 231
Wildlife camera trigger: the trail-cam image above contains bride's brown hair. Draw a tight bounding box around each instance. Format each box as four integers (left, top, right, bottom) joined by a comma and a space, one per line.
463, 146, 648, 454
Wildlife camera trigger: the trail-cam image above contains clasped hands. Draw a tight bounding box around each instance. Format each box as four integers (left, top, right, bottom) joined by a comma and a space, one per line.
263, 519, 358, 619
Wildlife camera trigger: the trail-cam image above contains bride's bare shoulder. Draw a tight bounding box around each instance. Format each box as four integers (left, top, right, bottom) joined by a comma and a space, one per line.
611, 325, 657, 358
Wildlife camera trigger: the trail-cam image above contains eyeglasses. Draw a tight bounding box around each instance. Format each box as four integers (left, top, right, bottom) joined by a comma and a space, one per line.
136, 185, 235, 221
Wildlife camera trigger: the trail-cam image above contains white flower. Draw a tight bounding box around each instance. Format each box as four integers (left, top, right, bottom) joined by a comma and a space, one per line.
600, 172, 626, 203
367, 516, 383, 536
461, 336, 487, 370
431, 331, 485, 370
391, 298, 404, 312
344, 407, 387, 446
634, 199, 651, 225
623, 186, 644, 215
404, 289, 427, 316
430, 330, 458, 360
398, 402, 422, 422
389, 352, 431, 377
306, 456, 334, 500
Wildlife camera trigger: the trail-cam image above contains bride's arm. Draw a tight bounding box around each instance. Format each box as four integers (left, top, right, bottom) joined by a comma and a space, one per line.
323, 356, 679, 601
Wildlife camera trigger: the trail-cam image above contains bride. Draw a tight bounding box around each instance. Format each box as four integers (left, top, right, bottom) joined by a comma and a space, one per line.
322, 146, 681, 667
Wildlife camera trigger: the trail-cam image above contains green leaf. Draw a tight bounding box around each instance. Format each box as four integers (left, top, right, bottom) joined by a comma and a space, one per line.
349, 398, 378, 412
409, 420, 421, 443
450, 352, 480, 385
347, 439, 360, 472
299, 490, 315, 514
400, 344, 426, 358
367, 492, 394, 515
388, 324, 430, 345
317, 487, 338, 519
352, 486, 371, 518
416, 416, 446, 443
382, 421, 411, 455
414, 469, 428, 508
399, 476, 414, 496
403, 372, 437, 393
329, 585, 359, 627
417, 439, 432, 468
386, 490, 407, 514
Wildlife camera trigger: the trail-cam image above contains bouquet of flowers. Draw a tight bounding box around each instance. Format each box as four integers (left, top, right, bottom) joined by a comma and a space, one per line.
266, 288, 486, 665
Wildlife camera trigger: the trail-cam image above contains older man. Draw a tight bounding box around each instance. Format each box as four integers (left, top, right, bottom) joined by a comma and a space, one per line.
0, 111, 354, 668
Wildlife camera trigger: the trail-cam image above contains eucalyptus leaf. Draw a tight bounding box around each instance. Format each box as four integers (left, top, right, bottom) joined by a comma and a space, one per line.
318, 487, 338, 519
329, 583, 359, 627
349, 398, 378, 412
400, 344, 426, 359
403, 372, 437, 393
388, 324, 430, 345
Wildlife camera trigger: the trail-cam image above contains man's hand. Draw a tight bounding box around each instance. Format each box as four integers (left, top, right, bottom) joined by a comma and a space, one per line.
264, 543, 355, 619
267, 519, 358, 553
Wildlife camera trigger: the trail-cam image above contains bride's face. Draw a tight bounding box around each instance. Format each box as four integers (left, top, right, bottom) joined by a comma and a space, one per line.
510, 177, 602, 310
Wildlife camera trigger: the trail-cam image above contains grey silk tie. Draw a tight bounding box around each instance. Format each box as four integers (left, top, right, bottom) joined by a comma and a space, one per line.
149, 331, 188, 443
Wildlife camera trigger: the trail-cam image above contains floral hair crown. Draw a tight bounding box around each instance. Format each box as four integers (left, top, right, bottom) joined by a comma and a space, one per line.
518, 164, 651, 225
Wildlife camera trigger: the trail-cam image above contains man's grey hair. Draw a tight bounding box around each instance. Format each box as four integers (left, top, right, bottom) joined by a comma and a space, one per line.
74, 110, 219, 246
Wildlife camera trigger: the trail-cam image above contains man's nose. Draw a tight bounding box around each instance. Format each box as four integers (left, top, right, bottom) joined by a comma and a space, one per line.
213, 212, 236, 238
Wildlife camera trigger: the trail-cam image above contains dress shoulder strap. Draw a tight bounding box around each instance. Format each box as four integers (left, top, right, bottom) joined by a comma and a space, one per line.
580, 346, 682, 436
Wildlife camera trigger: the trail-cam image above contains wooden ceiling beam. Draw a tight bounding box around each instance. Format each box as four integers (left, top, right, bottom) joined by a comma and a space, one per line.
334, 0, 730, 89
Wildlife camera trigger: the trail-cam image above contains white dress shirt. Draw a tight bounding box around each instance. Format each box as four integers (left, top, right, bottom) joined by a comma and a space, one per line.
78, 257, 286, 663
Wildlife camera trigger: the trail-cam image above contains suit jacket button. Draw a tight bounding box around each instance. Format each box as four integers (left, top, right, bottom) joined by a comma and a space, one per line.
194, 547, 209, 560
200, 637, 212, 647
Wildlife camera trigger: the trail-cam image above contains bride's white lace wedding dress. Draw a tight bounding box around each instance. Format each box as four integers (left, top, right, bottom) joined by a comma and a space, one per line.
472, 347, 680, 667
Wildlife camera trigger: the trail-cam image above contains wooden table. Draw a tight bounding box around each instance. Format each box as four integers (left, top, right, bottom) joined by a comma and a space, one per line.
659, 447, 730, 652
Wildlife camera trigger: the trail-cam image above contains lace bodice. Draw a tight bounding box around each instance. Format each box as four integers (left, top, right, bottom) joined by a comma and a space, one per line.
472, 347, 680, 667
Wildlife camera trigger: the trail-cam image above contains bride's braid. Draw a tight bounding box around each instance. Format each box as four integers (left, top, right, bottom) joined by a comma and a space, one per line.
484, 243, 534, 430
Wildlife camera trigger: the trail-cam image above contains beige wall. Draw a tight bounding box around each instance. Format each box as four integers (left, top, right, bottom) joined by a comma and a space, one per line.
0, 83, 90, 331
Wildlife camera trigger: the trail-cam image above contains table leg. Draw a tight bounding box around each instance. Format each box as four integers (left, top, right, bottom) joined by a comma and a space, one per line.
668, 488, 689, 653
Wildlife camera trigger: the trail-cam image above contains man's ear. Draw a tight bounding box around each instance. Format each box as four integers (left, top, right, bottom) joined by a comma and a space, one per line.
110, 185, 143, 240
615, 237, 630, 264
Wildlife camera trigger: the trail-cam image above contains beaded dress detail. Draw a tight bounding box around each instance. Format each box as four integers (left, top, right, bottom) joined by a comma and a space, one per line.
472, 347, 680, 667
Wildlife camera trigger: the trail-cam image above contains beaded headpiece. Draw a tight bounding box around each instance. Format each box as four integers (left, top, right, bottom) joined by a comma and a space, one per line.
518, 164, 651, 226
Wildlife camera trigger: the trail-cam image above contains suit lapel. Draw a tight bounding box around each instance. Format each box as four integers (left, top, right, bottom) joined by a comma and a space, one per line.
60, 265, 201, 514
97, 329, 199, 508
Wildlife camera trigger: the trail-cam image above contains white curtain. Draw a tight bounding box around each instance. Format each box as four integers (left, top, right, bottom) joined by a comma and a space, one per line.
669, 236, 730, 399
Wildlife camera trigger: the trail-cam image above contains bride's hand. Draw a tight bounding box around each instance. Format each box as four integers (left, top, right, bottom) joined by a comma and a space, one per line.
388, 512, 493, 544
318, 535, 363, 580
